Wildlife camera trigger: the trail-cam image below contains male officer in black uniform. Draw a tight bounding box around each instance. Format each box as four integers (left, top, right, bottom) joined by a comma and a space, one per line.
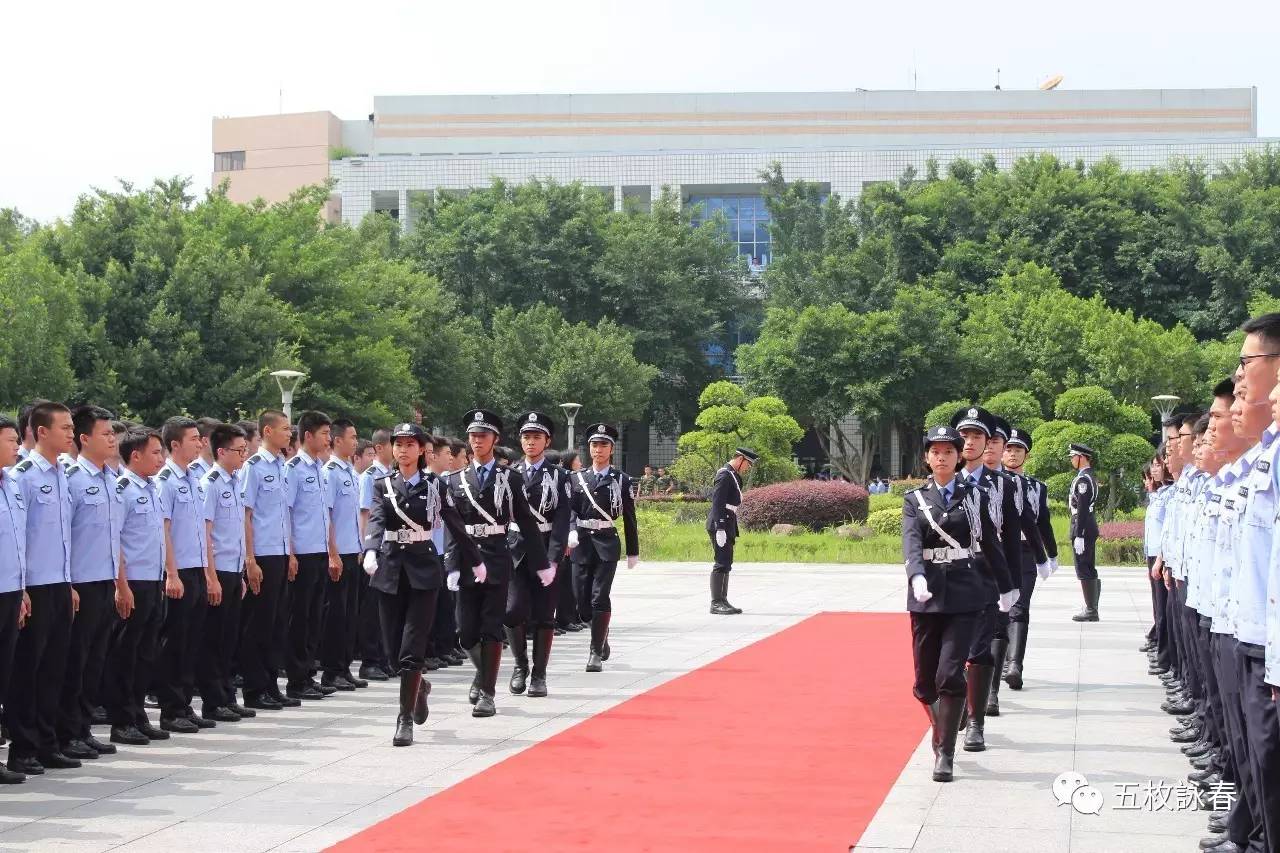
504, 412, 571, 698
707, 447, 757, 615
443, 409, 544, 718
1002, 427, 1058, 692
1069, 443, 1101, 622
567, 423, 640, 673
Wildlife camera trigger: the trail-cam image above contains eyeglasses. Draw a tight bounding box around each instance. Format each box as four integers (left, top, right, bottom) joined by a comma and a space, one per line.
1238, 352, 1280, 367
227, 446, 248, 455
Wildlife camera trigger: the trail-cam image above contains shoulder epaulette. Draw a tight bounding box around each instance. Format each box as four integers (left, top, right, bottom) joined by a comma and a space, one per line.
13, 459, 33, 474
286, 456, 302, 468
116, 476, 129, 493
324, 460, 339, 470
206, 469, 221, 482
65, 464, 82, 477
246, 455, 261, 465
157, 467, 173, 481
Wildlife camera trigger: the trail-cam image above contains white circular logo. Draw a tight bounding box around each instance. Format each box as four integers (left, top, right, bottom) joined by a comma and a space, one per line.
528, 413, 536, 422
474, 412, 483, 422
968, 408, 978, 418
597, 424, 606, 434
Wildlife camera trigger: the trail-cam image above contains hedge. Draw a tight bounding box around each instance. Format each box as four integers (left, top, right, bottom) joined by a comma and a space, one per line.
889, 478, 927, 497
867, 507, 903, 536
738, 480, 870, 531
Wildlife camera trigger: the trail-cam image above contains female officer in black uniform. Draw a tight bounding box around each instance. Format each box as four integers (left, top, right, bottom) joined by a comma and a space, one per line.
362, 423, 482, 746
902, 425, 1008, 782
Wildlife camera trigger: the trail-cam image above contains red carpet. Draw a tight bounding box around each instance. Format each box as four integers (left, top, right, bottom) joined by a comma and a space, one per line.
330, 612, 925, 852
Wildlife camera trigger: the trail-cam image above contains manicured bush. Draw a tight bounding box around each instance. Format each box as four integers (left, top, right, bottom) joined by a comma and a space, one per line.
1099, 538, 1144, 565
867, 507, 903, 536
1100, 520, 1144, 540
889, 478, 927, 496
739, 480, 870, 531
869, 492, 903, 514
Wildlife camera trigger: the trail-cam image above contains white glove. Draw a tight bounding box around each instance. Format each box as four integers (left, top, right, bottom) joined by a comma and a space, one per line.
1036, 562, 1052, 580
715, 529, 727, 548
911, 574, 932, 603
567, 529, 579, 551
472, 562, 488, 584
446, 571, 460, 592
362, 550, 378, 576
537, 563, 556, 587
1073, 537, 1085, 556
1049, 556, 1059, 573
627, 555, 638, 570
998, 589, 1019, 612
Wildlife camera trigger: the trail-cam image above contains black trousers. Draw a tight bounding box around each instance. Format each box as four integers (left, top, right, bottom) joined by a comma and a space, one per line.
103, 580, 164, 728
966, 600, 998, 665
286, 553, 327, 688
911, 610, 979, 705
573, 551, 618, 620
321, 553, 359, 678
505, 555, 557, 629
379, 572, 438, 672
1007, 547, 1038, 625
1149, 559, 1173, 671
1073, 533, 1098, 580
1216, 634, 1265, 849
1238, 647, 1280, 851
1197, 624, 1225, 755
197, 571, 242, 709
555, 554, 577, 626
357, 573, 388, 669
0, 590, 22, 736
57, 579, 115, 744
4, 582, 72, 758
710, 530, 735, 572
155, 566, 207, 717
456, 581, 506, 649
1174, 583, 1201, 701
240, 554, 287, 696
433, 587, 458, 653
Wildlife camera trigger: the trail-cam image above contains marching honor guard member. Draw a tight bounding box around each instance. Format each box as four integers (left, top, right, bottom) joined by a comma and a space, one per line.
356, 428, 393, 682
443, 410, 544, 718
504, 412, 571, 697
567, 423, 639, 673
363, 423, 482, 745
1068, 443, 1101, 622
707, 447, 757, 615
1001, 426, 1057, 693
903, 426, 1008, 783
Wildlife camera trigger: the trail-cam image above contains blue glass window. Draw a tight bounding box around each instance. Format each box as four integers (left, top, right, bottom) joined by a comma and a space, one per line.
688, 194, 771, 271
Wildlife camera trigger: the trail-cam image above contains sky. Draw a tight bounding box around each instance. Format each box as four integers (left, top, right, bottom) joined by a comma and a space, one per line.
3, 0, 1279, 222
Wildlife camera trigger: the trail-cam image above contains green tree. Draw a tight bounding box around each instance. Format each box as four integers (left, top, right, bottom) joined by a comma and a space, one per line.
982, 390, 1045, 433
670, 381, 803, 491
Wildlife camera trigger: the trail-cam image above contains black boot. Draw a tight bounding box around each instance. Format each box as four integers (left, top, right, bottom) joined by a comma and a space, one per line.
467, 644, 482, 705
987, 640, 1007, 716
528, 627, 553, 697
963, 664, 993, 752
394, 670, 420, 747
710, 570, 741, 615
933, 694, 964, 782
414, 676, 431, 725
1005, 621, 1028, 690
506, 625, 529, 695
587, 611, 611, 672
1072, 579, 1101, 622
923, 701, 940, 756
472, 641, 501, 717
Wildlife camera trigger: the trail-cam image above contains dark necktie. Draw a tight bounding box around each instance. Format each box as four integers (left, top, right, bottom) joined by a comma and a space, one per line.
477, 465, 488, 491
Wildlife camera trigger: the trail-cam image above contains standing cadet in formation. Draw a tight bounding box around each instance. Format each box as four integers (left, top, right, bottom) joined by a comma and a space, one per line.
443, 409, 544, 717
1142, 451, 1173, 677
321, 419, 365, 692
0, 416, 29, 784
503, 412, 571, 697
356, 428, 393, 682
706, 447, 757, 615
1068, 443, 1101, 622
1000, 427, 1056, 694
567, 423, 639, 673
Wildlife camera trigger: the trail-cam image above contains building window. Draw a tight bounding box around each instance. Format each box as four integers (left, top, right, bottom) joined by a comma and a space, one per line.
214, 151, 245, 172
687, 194, 771, 271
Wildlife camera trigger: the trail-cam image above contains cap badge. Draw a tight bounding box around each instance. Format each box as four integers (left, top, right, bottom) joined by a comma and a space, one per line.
968, 408, 978, 418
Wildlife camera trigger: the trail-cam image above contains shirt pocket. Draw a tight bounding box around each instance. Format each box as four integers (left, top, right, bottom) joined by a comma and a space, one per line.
132, 496, 155, 515
1247, 472, 1274, 528
300, 475, 320, 493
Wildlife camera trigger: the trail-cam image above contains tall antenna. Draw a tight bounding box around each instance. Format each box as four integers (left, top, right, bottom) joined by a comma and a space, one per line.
278, 86, 283, 114
912, 50, 918, 90
995, 67, 1002, 90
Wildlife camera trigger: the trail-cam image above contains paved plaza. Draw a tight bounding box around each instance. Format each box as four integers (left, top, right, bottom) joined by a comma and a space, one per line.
0, 562, 1202, 852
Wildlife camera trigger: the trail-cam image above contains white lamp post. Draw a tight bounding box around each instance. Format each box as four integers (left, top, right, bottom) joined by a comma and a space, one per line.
559, 402, 582, 449
271, 369, 306, 423
1151, 394, 1180, 423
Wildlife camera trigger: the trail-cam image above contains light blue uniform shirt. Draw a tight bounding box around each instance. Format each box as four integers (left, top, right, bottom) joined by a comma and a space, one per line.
241, 448, 289, 557
67, 457, 123, 583
1144, 485, 1170, 558
157, 459, 207, 570
359, 460, 389, 512
202, 464, 245, 574
11, 450, 72, 586
323, 457, 361, 555
1235, 426, 1279, 648
0, 472, 27, 593
187, 457, 211, 483
1212, 460, 1247, 635
285, 450, 330, 555
117, 467, 166, 582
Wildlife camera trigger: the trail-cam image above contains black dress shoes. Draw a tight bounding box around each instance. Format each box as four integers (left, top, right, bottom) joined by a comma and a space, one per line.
227, 701, 257, 718
37, 751, 82, 770
61, 739, 100, 760
110, 725, 150, 746
85, 734, 116, 755
137, 720, 170, 740
7, 756, 44, 775
160, 716, 200, 734
203, 706, 242, 723
0, 765, 25, 784
245, 694, 284, 711
285, 685, 326, 701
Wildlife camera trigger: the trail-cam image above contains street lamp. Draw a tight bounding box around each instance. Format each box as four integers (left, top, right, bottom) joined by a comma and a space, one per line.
559, 402, 582, 449
271, 369, 306, 423
1151, 394, 1180, 423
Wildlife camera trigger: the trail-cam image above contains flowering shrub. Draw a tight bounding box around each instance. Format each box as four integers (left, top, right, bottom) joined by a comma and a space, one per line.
1099, 521, 1143, 540
739, 480, 870, 531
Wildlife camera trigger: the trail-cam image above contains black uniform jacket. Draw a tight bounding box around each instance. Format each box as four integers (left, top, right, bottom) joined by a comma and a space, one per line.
567, 467, 639, 564
902, 477, 1007, 614
969, 466, 1018, 594
1026, 474, 1058, 560
1069, 468, 1100, 539
507, 459, 571, 569
365, 469, 480, 595
442, 462, 544, 585
705, 465, 743, 538
1006, 469, 1049, 564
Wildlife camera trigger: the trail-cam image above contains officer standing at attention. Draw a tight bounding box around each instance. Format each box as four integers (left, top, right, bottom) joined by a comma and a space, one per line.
707, 447, 757, 615
1068, 444, 1101, 622
59, 406, 123, 762
356, 427, 393, 682
155, 417, 213, 734
504, 412, 571, 698
5, 402, 78, 776
902, 425, 1008, 783
104, 428, 172, 747
196, 423, 255, 723
187, 417, 221, 482
568, 423, 640, 673
444, 409, 544, 718
240, 410, 296, 711
0, 415, 30, 784
321, 419, 366, 692
283, 411, 339, 701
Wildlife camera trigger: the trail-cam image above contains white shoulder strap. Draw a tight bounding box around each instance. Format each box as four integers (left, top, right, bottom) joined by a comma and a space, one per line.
384, 475, 431, 534
576, 470, 614, 522
459, 471, 500, 526
913, 489, 965, 552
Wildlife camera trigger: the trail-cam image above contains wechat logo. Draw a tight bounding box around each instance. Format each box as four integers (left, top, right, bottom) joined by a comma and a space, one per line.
1053, 771, 1104, 815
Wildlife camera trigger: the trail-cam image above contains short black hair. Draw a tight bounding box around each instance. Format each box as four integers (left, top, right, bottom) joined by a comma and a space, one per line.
1194, 413, 1211, 436
28, 401, 70, 439
330, 418, 357, 445
194, 417, 222, 439
1213, 377, 1236, 400
111, 420, 129, 437
0, 414, 17, 439
371, 428, 391, 446
1161, 415, 1183, 430
449, 439, 466, 455
18, 399, 50, 441
161, 416, 199, 453
297, 411, 331, 442
258, 409, 288, 432
560, 450, 580, 470
235, 419, 258, 441
72, 405, 115, 450
431, 435, 450, 451
543, 449, 561, 466
210, 423, 248, 456
1179, 412, 1202, 429
1241, 313, 1280, 351
120, 428, 160, 464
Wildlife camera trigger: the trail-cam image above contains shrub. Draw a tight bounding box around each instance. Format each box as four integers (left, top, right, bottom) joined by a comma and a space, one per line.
890, 477, 927, 496
1100, 520, 1143, 540
869, 492, 903, 514
867, 507, 903, 536
739, 480, 870, 531
1098, 538, 1144, 565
